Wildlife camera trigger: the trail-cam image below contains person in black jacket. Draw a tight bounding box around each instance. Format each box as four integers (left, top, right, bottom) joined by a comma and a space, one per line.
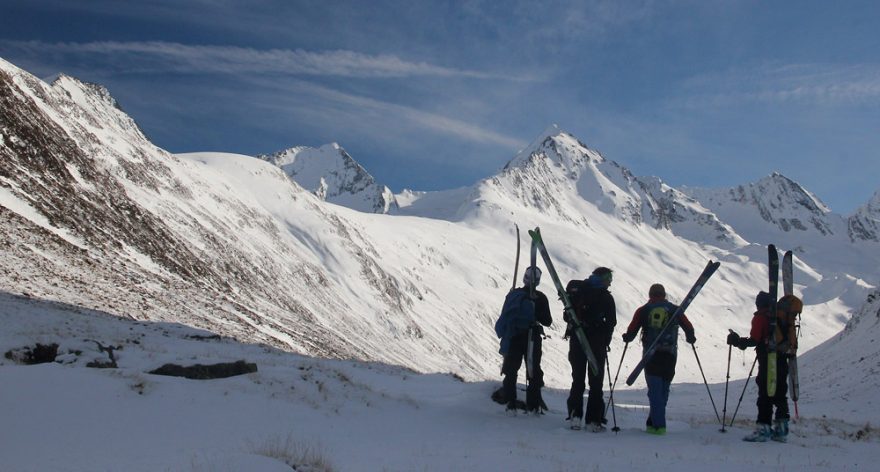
565, 266, 616, 431
500, 266, 553, 414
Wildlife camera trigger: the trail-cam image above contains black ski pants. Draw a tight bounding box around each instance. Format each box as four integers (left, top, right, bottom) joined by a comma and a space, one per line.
567, 333, 607, 423
755, 351, 790, 424
501, 328, 544, 409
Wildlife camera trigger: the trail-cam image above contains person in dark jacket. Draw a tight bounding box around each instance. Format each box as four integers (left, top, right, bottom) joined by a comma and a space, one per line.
727, 291, 791, 442
500, 266, 553, 414
622, 283, 696, 435
565, 267, 616, 431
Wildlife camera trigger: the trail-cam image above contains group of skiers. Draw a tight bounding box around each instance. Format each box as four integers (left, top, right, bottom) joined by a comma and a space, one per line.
494, 264, 801, 443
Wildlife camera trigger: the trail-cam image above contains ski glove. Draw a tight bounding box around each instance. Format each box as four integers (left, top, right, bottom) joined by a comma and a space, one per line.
622, 331, 636, 343
726, 331, 741, 346
727, 331, 752, 350
685, 332, 696, 344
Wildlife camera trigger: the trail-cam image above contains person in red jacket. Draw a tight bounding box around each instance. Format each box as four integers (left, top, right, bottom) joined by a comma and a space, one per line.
621, 283, 696, 435
727, 291, 791, 442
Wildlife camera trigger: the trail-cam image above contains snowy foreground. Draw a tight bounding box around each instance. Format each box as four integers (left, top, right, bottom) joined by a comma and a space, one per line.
1, 293, 875, 472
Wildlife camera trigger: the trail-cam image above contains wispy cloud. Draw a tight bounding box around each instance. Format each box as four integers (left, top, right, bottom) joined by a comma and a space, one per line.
676, 63, 880, 108
1, 40, 506, 79
240, 76, 527, 150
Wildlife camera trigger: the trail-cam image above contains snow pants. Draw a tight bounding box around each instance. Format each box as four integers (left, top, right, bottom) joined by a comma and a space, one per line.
501, 328, 544, 409
755, 351, 790, 424
646, 374, 672, 428
567, 334, 607, 423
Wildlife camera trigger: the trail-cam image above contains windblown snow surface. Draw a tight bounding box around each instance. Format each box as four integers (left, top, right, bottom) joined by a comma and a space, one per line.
1, 291, 878, 471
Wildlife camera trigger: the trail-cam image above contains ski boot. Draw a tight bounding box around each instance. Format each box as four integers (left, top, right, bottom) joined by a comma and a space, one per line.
743, 423, 772, 442
505, 401, 518, 417
771, 419, 790, 443
569, 416, 582, 430
646, 426, 666, 435
588, 422, 607, 433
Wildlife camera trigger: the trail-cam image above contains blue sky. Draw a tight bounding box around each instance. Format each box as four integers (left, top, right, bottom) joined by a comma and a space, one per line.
2, 0, 878, 212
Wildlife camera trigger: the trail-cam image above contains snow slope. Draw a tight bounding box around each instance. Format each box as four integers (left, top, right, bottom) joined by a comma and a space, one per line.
1, 291, 877, 472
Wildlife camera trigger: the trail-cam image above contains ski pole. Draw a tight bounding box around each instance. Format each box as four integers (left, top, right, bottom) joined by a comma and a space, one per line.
720, 344, 732, 433
605, 347, 620, 432
604, 342, 629, 418
729, 355, 758, 427
691, 344, 722, 425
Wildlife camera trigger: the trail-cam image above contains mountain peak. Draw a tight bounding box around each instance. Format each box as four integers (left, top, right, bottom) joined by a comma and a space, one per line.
682, 172, 837, 242
848, 189, 880, 242
258, 144, 398, 214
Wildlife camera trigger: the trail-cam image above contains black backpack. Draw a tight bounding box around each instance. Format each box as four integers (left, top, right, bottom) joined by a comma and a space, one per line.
565, 279, 606, 328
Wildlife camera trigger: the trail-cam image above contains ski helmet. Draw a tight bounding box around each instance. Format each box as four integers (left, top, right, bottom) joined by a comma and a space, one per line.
755, 291, 772, 308
649, 283, 666, 298
523, 266, 542, 286
592, 267, 613, 285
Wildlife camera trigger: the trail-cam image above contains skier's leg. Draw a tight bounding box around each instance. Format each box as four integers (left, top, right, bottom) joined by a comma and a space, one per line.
526, 334, 545, 411
567, 337, 587, 419
502, 334, 526, 408
585, 345, 607, 424
646, 374, 667, 429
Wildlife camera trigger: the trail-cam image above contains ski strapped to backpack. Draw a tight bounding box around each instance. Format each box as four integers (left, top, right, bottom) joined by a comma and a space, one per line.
767, 245, 779, 397
511, 224, 521, 292
527, 227, 600, 376
625, 259, 721, 386
782, 250, 800, 419
526, 234, 538, 381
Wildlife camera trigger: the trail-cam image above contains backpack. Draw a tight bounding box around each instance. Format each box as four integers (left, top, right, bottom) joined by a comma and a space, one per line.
775, 294, 803, 353
565, 277, 606, 328
494, 290, 536, 354
640, 301, 680, 354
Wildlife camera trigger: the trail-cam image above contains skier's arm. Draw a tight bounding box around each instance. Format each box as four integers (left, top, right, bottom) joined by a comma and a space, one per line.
679, 312, 696, 344
606, 294, 617, 339
536, 292, 552, 327
621, 307, 642, 343
727, 313, 762, 350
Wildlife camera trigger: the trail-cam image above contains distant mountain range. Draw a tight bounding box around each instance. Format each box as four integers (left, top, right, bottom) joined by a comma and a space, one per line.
1, 56, 878, 386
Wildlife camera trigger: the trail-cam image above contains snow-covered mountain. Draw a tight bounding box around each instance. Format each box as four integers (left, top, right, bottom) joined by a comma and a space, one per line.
258, 144, 398, 214
401, 125, 746, 248
800, 287, 880, 420
0, 55, 876, 393
682, 173, 838, 242
847, 190, 880, 242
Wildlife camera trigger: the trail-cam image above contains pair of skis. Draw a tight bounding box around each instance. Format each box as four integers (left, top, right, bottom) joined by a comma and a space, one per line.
768, 246, 799, 418
510, 225, 540, 384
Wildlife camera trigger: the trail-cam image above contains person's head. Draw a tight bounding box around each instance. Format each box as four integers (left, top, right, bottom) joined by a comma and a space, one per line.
755, 291, 772, 309
523, 266, 542, 287
592, 267, 613, 287
649, 283, 666, 299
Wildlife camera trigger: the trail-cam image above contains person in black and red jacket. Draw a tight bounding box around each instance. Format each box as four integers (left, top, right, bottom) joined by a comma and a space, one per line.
621, 283, 696, 435
727, 291, 791, 443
